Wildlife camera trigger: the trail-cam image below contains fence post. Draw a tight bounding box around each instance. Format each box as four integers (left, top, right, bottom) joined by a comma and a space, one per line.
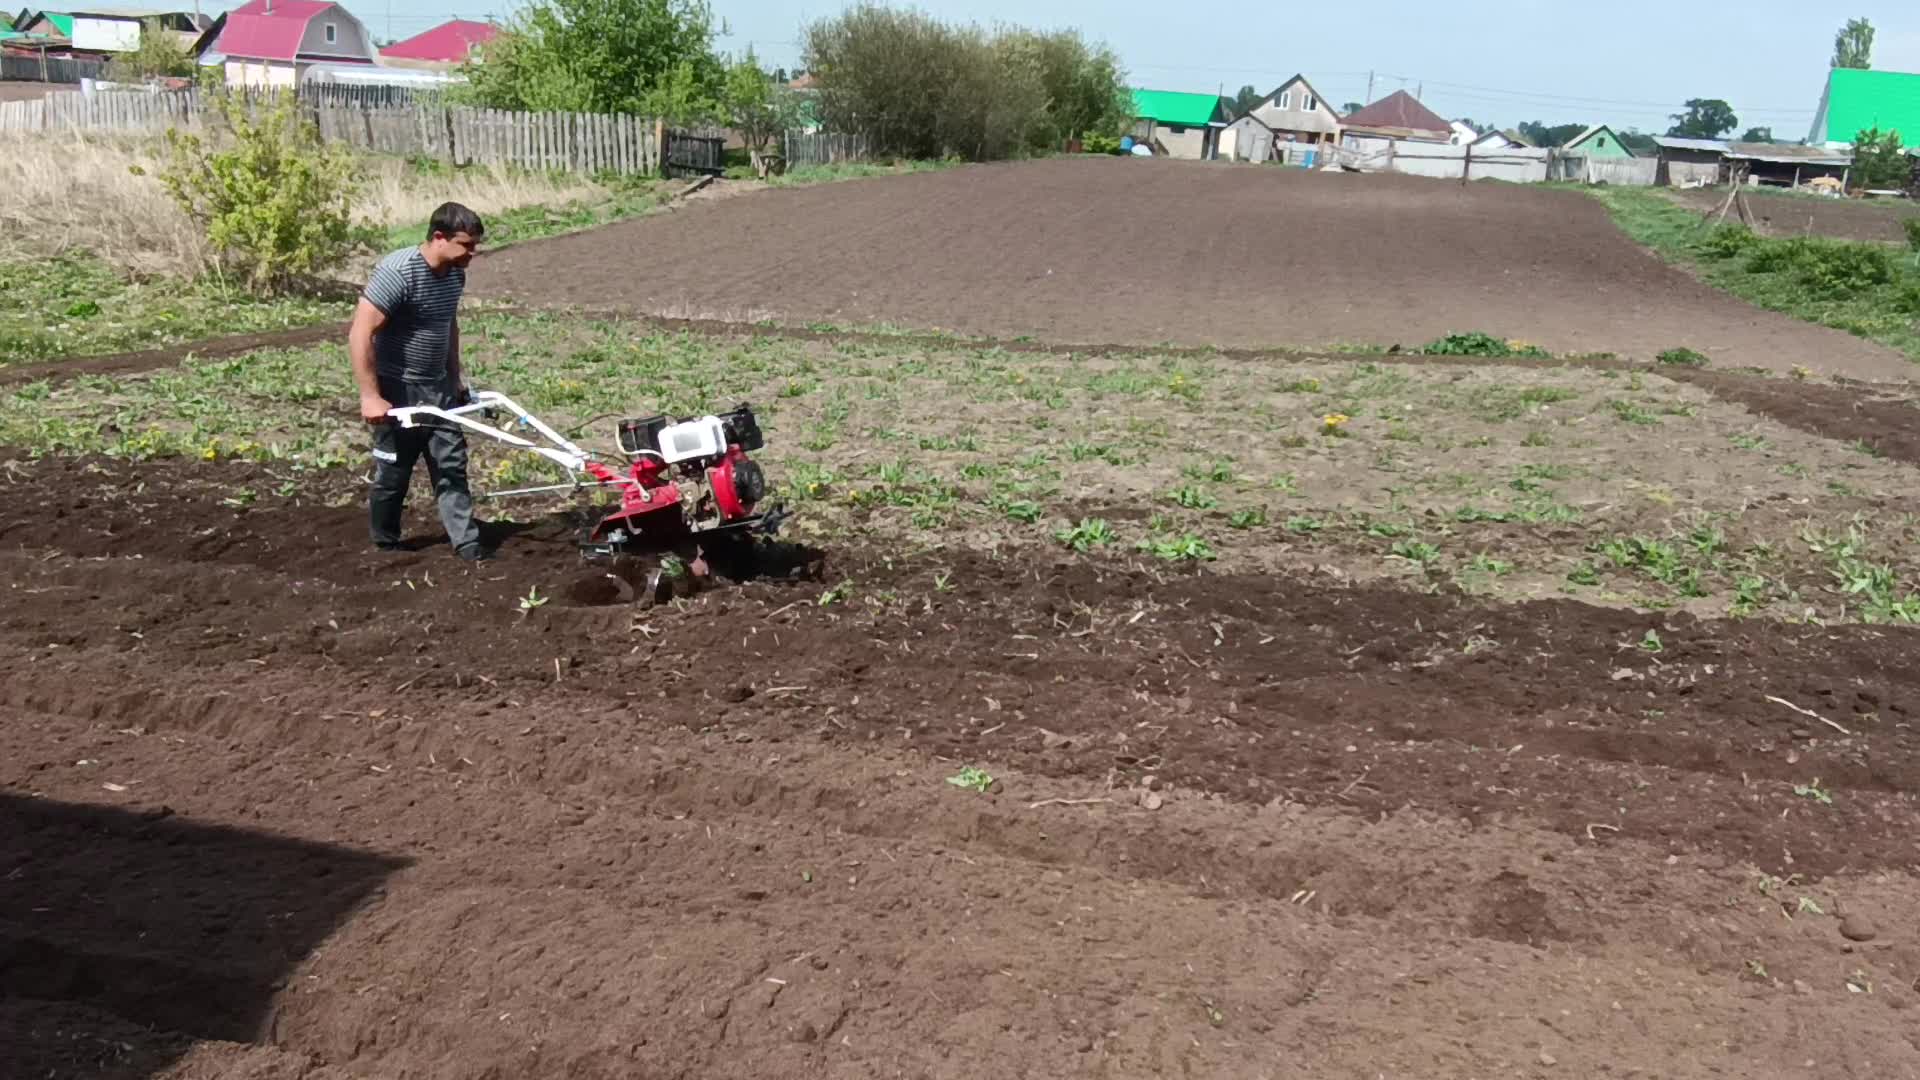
1462, 140, 1471, 186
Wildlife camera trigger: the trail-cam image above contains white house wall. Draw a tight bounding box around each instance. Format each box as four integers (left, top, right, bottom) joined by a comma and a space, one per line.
72, 16, 140, 51
225, 58, 297, 88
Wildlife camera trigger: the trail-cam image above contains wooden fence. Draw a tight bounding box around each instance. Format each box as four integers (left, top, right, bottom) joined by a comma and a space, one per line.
0, 90, 701, 177
784, 130, 871, 167
1, 52, 105, 83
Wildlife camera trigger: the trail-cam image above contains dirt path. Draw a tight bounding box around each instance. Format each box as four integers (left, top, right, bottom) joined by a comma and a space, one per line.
3, 456, 1917, 1078
469, 157, 1913, 380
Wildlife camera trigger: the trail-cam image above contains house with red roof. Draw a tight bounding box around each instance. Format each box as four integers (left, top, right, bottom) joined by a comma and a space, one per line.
378, 18, 497, 71
207, 0, 373, 88
1338, 90, 1452, 142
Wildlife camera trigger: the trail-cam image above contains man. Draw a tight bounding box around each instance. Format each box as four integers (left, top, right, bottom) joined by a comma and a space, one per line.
349, 202, 489, 560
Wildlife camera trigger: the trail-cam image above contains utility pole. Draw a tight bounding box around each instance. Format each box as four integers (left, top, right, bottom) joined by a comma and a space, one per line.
1416, 81, 1423, 100
1365, 70, 1374, 104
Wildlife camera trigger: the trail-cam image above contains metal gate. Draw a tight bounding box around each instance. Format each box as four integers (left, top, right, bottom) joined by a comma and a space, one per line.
663, 130, 724, 177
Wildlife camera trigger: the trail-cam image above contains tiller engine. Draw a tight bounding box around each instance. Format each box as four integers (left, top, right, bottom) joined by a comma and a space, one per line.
388, 390, 785, 559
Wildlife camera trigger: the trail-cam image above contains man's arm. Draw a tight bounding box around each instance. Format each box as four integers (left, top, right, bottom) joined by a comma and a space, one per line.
348, 297, 392, 424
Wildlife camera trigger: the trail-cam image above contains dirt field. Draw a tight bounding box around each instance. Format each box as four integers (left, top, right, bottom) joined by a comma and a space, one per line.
473, 156, 1912, 380
1668, 186, 1920, 245
4, 450, 1919, 1080
10, 157, 1920, 1079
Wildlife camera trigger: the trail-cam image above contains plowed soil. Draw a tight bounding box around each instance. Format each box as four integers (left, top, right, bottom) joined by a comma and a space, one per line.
473, 156, 1913, 380
1669, 187, 1920, 245
5, 455, 1919, 1079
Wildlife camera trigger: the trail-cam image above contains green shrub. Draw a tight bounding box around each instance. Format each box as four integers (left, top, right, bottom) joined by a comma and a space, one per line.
1421, 332, 1550, 358
161, 91, 360, 295
1896, 282, 1920, 316
1744, 237, 1893, 298
1082, 132, 1122, 155
1905, 217, 1920, 253
1698, 223, 1758, 259
1656, 347, 1709, 367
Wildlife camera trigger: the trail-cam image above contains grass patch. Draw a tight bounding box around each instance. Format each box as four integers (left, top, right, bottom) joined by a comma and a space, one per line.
0, 255, 343, 368
1588, 187, 1920, 361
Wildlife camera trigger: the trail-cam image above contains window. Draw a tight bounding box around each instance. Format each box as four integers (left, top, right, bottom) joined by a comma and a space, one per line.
1277, 91, 1291, 110
324, 22, 337, 44
1304, 93, 1317, 111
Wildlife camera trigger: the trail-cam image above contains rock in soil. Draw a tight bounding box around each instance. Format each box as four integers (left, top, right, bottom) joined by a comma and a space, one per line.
1839, 914, 1878, 942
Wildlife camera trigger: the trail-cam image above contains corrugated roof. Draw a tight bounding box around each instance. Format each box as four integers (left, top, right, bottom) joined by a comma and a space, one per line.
1822, 67, 1920, 144
379, 18, 495, 62
1653, 136, 1729, 152
1131, 87, 1226, 127
1340, 90, 1450, 135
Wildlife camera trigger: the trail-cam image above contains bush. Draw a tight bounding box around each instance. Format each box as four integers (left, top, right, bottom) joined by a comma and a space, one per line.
1905, 217, 1920, 253
1656, 347, 1709, 367
1744, 236, 1893, 298
1698, 223, 1758, 259
801, 3, 1129, 161
160, 91, 360, 295
1421, 332, 1550, 358
1082, 132, 1123, 155
1896, 282, 1920, 316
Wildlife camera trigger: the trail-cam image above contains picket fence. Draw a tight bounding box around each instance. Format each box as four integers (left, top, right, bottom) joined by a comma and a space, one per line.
784, 129, 871, 166
0, 89, 735, 177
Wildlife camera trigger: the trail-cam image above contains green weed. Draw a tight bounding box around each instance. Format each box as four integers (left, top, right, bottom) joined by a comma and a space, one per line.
1054, 518, 1116, 552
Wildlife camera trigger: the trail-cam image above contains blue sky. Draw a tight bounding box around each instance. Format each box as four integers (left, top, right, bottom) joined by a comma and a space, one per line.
182, 1, 1915, 139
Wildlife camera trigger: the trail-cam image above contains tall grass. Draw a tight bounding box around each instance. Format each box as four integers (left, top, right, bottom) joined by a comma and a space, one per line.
0, 131, 607, 277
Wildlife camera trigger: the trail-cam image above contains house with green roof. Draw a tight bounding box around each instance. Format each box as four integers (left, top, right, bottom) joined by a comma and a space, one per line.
1130, 87, 1230, 160
1809, 67, 1920, 148
1561, 123, 1634, 159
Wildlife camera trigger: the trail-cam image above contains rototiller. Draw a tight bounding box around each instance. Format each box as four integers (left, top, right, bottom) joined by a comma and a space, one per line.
388, 390, 787, 562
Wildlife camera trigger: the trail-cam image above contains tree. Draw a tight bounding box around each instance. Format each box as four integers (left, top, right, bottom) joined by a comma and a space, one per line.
1852, 127, 1909, 190
1833, 17, 1873, 69
460, 0, 726, 122
726, 50, 802, 177
103, 18, 194, 83
1739, 126, 1774, 143
1340, 101, 1363, 116
1666, 98, 1737, 139
1616, 128, 1657, 155
1232, 84, 1262, 116
1451, 117, 1490, 137
1518, 120, 1587, 147
803, 4, 1128, 161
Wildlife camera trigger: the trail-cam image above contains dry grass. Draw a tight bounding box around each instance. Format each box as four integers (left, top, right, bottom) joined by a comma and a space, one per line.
0, 131, 608, 277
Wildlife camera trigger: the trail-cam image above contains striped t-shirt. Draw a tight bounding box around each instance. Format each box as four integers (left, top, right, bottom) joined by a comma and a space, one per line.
364, 247, 466, 384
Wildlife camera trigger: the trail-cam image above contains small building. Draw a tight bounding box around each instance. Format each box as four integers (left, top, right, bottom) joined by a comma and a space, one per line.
378, 18, 496, 71
208, 0, 374, 89
14, 8, 201, 54
1340, 90, 1452, 141
1129, 87, 1230, 160
1232, 73, 1341, 161
1808, 67, 1920, 148
1561, 123, 1634, 158
1725, 141, 1852, 189
1651, 136, 1727, 186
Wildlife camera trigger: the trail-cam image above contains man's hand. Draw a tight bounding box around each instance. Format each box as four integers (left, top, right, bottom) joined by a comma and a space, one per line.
361, 393, 393, 424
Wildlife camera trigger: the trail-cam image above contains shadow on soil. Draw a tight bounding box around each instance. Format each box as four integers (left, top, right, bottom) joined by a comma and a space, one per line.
0, 793, 407, 1079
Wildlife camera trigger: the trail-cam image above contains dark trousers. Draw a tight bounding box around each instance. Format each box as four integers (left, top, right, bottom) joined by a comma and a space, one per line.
368, 379, 481, 554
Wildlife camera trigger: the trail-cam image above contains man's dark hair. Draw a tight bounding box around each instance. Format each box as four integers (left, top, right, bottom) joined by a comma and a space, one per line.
428, 202, 485, 241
